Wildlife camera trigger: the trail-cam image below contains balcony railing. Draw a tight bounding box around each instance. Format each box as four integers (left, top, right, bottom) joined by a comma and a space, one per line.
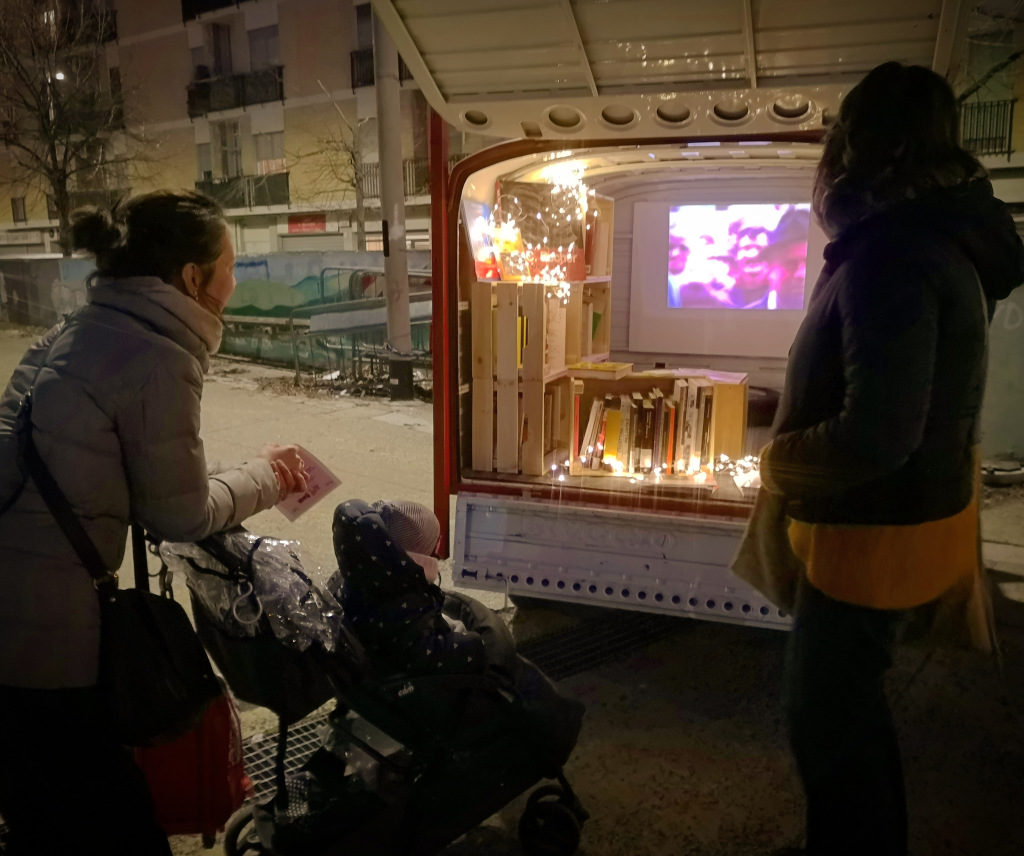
357, 158, 429, 199
187, 66, 284, 118
961, 99, 1016, 159
181, 0, 235, 21
196, 172, 290, 208
349, 48, 412, 89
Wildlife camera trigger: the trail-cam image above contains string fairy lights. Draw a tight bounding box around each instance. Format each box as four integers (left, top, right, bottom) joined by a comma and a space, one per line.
469, 159, 592, 301
713, 453, 761, 489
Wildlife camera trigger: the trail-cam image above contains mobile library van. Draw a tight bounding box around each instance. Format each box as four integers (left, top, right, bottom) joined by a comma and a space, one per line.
370, 0, 974, 629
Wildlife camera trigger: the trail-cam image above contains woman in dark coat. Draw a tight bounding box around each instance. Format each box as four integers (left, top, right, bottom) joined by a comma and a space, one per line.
759, 63, 1024, 856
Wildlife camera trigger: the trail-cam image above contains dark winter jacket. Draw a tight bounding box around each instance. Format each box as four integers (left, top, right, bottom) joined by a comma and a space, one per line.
331, 499, 487, 675
0, 278, 280, 688
762, 179, 1023, 525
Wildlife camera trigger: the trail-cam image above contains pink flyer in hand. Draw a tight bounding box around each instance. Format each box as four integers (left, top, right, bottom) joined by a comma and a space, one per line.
276, 445, 341, 521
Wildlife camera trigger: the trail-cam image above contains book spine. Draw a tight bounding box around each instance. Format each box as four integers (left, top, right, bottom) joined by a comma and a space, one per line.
618, 394, 633, 474
591, 403, 609, 470
629, 391, 644, 473
664, 400, 676, 473
580, 396, 603, 467
570, 380, 583, 474
651, 392, 664, 472
699, 387, 715, 467
682, 380, 700, 473
639, 397, 655, 472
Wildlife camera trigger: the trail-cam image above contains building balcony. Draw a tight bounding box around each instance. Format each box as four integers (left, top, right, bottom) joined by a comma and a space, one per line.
961, 99, 1016, 159
187, 66, 284, 118
197, 172, 290, 209
181, 0, 235, 21
357, 158, 429, 199
349, 48, 412, 89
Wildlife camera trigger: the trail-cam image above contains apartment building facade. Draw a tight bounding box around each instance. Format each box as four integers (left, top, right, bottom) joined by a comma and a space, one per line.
2, 1, 1023, 260
0, 0, 491, 258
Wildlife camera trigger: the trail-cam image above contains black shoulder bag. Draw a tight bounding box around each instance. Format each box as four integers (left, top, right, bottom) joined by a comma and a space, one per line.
15, 391, 222, 746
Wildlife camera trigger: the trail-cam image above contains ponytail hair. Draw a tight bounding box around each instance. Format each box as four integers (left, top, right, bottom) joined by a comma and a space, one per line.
71, 190, 225, 284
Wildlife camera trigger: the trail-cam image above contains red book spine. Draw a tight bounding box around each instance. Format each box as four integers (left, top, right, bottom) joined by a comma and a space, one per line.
665, 405, 676, 472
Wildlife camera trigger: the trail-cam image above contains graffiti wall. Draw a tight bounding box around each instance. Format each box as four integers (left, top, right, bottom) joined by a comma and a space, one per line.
35, 250, 433, 372
212, 250, 432, 369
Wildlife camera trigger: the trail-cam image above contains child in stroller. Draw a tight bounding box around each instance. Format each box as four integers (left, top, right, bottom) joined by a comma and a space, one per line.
327, 498, 520, 681
163, 499, 587, 856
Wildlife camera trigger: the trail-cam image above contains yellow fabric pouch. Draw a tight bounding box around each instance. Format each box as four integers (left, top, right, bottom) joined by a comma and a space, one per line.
787, 482, 996, 652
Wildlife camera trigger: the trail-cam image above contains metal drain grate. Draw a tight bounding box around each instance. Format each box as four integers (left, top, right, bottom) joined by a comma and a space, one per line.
517, 610, 683, 681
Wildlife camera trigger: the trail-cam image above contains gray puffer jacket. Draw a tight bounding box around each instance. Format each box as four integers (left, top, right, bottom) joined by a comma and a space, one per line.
0, 277, 280, 688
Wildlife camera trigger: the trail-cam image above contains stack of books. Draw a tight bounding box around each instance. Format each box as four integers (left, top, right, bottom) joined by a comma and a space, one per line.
571, 370, 747, 477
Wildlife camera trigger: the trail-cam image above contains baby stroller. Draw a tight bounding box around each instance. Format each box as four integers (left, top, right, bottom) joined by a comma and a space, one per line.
161, 511, 587, 856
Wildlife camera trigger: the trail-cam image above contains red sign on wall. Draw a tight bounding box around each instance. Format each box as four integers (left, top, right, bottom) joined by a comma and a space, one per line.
287, 213, 327, 234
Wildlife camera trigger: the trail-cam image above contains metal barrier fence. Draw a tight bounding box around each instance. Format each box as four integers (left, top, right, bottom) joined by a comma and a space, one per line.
961, 99, 1016, 158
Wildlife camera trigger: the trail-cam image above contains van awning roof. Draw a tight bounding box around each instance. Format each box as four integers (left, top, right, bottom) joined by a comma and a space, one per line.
369, 0, 972, 140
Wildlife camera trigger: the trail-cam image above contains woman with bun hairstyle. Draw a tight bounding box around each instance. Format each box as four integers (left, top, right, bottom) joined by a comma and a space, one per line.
0, 190, 309, 854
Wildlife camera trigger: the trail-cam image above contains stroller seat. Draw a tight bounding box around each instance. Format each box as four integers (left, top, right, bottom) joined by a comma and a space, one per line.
161, 515, 587, 856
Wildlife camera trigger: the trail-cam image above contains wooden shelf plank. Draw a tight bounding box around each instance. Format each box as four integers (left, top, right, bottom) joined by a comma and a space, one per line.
521, 283, 546, 476
495, 281, 520, 473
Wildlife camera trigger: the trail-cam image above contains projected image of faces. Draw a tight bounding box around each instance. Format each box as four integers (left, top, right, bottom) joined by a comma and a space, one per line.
667, 203, 811, 310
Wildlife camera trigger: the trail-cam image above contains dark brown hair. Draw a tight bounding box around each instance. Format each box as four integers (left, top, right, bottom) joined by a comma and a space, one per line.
71, 190, 226, 284
812, 62, 983, 236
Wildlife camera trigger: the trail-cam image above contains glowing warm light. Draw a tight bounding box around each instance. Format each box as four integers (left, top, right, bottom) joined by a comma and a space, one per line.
713, 453, 761, 489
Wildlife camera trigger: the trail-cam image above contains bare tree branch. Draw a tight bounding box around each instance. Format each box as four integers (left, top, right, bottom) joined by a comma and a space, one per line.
0, 0, 153, 254
283, 79, 371, 250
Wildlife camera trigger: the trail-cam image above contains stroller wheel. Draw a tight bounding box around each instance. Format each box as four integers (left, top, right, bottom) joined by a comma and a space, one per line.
519, 794, 581, 856
223, 807, 266, 856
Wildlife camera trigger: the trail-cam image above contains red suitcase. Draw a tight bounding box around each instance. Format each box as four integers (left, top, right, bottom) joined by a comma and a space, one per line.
134, 691, 250, 847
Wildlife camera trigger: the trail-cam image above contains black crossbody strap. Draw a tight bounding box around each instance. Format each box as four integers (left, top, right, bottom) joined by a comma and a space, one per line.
8, 315, 150, 596
130, 523, 150, 592
16, 392, 113, 586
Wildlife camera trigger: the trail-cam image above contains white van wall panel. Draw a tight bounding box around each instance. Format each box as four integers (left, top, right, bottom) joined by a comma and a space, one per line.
454, 494, 790, 628
394, 6, 570, 60
373, 0, 965, 139
428, 46, 575, 75
755, 20, 936, 52
755, 0, 939, 31
438, 66, 593, 98
572, 1, 743, 42
762, 43, 937, 79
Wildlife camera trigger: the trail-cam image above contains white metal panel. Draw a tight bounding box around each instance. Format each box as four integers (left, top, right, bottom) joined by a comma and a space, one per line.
371, 0, 968, 139
453, 494, 791, 629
